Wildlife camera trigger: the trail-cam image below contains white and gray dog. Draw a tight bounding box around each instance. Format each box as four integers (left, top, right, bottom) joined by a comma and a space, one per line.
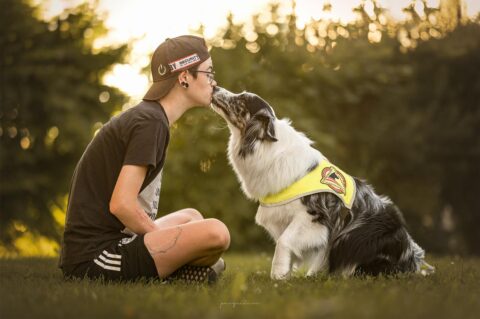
211, 86, 435, 280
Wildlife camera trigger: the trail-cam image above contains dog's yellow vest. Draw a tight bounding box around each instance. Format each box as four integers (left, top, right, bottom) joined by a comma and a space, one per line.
259, 160, 356, 209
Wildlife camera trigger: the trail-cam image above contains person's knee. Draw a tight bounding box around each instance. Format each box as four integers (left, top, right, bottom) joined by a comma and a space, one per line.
183, 208, 203, 221
204, 218, 230, 252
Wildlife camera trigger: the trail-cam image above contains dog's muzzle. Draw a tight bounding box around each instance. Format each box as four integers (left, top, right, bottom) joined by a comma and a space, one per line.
212, 87, 234, 109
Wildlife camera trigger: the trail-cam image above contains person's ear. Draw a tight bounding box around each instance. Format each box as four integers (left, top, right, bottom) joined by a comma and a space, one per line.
178, 70, 189, 82
178, 71, 189, 88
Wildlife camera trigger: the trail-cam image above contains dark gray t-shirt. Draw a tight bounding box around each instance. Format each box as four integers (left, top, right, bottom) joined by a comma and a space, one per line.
59, 100, 170, 267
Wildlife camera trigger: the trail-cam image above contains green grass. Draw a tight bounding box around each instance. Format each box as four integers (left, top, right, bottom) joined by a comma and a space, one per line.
1, 253, 479, 319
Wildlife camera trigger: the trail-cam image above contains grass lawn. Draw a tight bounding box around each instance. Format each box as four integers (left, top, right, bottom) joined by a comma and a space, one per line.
1, 253, 479, 319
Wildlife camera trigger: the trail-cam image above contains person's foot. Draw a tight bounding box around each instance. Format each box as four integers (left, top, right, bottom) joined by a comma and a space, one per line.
166, 258, 226, 284
211, 257, 226, 275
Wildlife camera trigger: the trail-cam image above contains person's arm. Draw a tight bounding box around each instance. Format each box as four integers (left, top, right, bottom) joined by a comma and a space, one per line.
109, 164, 156, 234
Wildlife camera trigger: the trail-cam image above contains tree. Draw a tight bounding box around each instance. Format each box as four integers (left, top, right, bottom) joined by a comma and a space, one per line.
2, 0, 479, 255
162, 1, 480, 253
0, 0, 128, 245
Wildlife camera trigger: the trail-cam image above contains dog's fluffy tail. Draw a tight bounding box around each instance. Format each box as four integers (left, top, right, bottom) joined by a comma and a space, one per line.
396, 235, 435, 275
328, 202, 428, 276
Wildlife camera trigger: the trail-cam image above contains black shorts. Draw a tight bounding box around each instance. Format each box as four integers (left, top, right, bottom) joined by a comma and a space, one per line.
62, 234, 159, 282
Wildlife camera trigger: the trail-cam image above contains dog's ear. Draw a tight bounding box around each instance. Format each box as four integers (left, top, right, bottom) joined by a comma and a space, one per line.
239, 109, 277, 157
252, 109, 277, 142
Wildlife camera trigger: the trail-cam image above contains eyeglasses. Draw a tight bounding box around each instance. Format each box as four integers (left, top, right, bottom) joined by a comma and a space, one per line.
190, 70, 216, 84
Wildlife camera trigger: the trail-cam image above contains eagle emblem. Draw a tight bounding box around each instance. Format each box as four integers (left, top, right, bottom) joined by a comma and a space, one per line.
320, 166, 347, 195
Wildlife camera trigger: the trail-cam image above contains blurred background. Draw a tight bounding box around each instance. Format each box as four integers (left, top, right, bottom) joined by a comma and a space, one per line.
1, 0, 479, 257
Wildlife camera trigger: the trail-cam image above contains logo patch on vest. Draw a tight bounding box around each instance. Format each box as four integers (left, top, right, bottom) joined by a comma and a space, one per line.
320, 166, 346, 195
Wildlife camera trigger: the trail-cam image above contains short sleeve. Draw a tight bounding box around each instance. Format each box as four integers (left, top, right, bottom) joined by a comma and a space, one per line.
123, 119, 168, 169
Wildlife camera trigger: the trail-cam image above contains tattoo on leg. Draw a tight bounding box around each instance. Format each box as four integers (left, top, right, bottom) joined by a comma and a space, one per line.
150, 226, 183, 255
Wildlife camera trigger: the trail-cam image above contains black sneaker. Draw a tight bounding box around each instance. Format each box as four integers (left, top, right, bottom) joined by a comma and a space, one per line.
166, 258, 226, 284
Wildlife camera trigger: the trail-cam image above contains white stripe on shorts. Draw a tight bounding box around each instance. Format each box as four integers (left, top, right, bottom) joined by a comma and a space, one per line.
98, 254, 121, 265
102, 250, 122, 259
94, 258, 121, 272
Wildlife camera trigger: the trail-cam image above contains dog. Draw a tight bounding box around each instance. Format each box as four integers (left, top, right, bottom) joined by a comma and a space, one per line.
211, 86, 435, 280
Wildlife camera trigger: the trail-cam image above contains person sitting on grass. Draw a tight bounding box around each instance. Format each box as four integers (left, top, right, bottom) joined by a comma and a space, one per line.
59, 35, 230, 283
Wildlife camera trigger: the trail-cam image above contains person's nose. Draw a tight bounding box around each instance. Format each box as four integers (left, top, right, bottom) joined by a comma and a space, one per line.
211, 79, 218, 87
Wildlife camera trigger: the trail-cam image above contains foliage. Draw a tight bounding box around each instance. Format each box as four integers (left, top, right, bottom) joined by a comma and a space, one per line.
163, 1, 480, 253
0, 0, 128, 244
1, 0, 479, 256
1, 255, 480, 319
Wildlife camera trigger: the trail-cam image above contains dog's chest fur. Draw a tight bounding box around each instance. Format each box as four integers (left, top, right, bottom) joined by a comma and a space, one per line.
226, 120, 330, 249
255, 199, 329, 253
255, 201, 301, 240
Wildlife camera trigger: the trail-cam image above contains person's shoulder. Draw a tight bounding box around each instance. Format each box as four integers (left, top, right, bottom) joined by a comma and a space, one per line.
124, 100, 169, 125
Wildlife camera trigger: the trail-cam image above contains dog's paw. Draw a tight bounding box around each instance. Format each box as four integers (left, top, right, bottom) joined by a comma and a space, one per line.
420, 261, 435, 276
270, 269, 291, 280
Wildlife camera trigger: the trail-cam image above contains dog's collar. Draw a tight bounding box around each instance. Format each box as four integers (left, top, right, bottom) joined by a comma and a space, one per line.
259, 160, 356, 209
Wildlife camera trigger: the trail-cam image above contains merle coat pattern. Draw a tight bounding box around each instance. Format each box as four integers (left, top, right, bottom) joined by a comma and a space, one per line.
211, 87, 434, 279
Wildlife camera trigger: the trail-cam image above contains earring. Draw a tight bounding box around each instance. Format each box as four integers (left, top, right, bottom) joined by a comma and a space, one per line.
181, 82, 189, 88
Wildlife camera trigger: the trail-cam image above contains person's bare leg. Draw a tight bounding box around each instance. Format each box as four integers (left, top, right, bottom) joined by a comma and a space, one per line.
189, 252, 223, 266
144, 218, 230, 278
154, 208, 203, 229
154, 209, 225, 272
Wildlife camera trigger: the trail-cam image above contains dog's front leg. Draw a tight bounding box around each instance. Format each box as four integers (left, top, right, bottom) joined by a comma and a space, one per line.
271, 238, 294, 280
306, 248, 327, 277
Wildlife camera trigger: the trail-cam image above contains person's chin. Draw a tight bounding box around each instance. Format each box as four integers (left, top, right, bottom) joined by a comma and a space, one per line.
203, 97, 213, 107
196, 100, 210, 108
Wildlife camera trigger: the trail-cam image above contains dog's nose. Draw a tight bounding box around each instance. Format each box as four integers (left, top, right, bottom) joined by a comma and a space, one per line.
213, 86, 220, 93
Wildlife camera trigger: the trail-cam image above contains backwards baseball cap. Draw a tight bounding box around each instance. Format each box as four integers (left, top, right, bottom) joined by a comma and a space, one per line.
143, 35, 210, 101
